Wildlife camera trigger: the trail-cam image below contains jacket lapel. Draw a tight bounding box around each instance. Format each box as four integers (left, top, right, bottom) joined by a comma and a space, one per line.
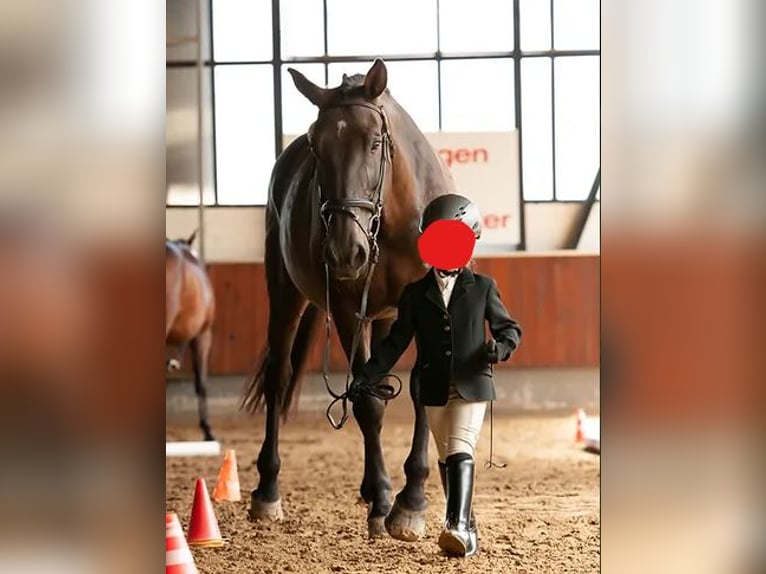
424, 269, 447, 312
447, 267, 475, 312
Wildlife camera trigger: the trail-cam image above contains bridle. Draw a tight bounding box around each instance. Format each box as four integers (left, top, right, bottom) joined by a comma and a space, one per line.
312, 101, 392, 265
309, 101, 401, 429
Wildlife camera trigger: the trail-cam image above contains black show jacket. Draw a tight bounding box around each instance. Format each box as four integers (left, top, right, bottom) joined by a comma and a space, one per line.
361, 268, 522, 406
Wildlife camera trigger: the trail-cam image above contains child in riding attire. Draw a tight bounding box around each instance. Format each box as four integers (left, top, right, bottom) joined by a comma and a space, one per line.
353, 194, 522, 557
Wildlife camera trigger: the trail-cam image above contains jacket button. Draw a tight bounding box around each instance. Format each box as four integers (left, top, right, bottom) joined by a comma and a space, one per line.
445, 350, 452, 357
444, 325, 450, 332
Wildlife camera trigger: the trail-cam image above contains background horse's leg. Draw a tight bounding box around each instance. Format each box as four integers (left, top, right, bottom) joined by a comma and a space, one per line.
166, 342, 187, 372
190, 328, 214, 441
385, 367, 430, 541
248, 277, 308, 522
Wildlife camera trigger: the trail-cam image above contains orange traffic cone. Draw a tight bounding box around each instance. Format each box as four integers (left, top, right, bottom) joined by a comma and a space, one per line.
213, 449, 241, 502
166, 513, 199, 574
575, 408, 586, 443
187, 478, 225, 547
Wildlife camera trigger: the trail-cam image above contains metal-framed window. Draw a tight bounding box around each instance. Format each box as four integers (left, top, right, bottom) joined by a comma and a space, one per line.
166, 0, 600, 212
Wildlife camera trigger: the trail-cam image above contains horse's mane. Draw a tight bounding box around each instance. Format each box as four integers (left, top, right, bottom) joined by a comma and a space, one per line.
327, 73, 391, 104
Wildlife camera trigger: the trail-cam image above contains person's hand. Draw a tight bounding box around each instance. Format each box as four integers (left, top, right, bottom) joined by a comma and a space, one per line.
347, 375, 369, 403
484, 339, 499, 364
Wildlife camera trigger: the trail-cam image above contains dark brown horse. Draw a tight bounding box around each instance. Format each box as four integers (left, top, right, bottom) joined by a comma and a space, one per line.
243, 59, 457, 538
166, 231, 216, 441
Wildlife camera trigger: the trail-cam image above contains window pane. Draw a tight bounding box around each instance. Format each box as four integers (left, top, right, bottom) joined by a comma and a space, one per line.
326, 0, 437, 55
329, 61, 439, 132
282, 63, 325, 136
214, 65, 275, 205
440, 59, 514, 132
520, 0, 551, 51
166, 69, 215, 205
327, 61, 375, 83
521, 58, 553, 200
554, 56, 599, 200
213, 0, 272, 62
554, 0, 599, 50
281, 0, 324, 57
439, 0, 513, 52
167, 0, 212, 63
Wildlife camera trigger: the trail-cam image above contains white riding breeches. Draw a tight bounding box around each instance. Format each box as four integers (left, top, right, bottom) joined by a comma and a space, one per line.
425, 386, 487, 461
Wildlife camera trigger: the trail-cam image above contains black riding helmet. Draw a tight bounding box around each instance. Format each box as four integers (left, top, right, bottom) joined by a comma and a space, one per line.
418, 193, 482, 240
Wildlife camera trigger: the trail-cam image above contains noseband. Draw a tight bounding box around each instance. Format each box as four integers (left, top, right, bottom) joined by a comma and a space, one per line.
310, 102, 401, 429
309, 102, 393, 263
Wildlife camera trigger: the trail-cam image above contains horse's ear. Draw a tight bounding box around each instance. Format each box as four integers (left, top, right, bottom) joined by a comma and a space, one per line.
288, 68, 329, 107
364, 59, 388, 100
186, 229, 198, 246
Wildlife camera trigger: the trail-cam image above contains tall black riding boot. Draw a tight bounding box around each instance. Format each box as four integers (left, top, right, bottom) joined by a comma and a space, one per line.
438, 460, 448, 498
438, 453, 479, 557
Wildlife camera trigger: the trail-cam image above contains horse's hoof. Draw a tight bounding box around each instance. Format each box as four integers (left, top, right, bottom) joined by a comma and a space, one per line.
202, 432, 216, 442
384, 499, 426, 542
248, 495, 283, 522
367, 515, 387, 539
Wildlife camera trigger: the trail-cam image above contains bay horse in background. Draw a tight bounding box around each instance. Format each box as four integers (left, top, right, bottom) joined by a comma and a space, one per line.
242, 59, 456, 539
166, 230, 216, 441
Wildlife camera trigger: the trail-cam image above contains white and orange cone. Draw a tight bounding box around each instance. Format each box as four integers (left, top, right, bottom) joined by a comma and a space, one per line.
166, 513, 199, 574
575, 408, 587, 443
213, 449, 241, 502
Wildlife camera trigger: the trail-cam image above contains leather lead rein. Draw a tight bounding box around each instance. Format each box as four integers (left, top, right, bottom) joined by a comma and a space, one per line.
314, 103, 401, 430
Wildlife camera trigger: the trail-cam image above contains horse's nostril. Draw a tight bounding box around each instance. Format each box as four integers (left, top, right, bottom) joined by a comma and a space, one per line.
352, 243, 367, 266
324, 243, 339, 265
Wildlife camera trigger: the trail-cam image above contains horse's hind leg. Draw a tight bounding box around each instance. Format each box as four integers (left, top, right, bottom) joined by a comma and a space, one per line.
385, 366, 430, 542
190, 328, 214, 441
248, 278, 307, 522
340, 315, 393, 538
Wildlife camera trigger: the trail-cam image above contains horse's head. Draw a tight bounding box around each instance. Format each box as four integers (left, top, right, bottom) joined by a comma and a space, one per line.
166, 230, 200, 259
289, 59, 393, 281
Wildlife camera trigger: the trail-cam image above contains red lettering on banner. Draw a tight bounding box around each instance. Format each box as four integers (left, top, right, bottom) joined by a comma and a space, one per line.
482, 214, 511, 229
472, 148, 488, 164
438, 148, 490, 168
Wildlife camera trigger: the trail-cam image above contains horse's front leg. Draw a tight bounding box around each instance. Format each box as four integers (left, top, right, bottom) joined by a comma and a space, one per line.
385, 368, 430, 542
352, 394, 393, 537
338, 313, 392, 538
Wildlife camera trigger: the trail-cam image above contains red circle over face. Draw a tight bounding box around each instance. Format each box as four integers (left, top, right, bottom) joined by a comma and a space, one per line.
417, 219, 476, 270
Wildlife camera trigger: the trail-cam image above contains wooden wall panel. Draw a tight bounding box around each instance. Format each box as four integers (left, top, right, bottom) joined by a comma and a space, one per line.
200, 255, 599, 376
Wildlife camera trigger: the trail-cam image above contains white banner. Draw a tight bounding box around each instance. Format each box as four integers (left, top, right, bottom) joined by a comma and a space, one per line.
424, 131, 520, 247
283, 131, 521, 247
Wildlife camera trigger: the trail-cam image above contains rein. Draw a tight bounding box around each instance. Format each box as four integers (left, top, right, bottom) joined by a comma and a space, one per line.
310, 102, 402, 430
